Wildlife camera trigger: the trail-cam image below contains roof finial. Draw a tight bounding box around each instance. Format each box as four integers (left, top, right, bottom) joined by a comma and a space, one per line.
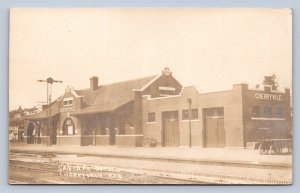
162, 66, 171, 76
65, 85, 74, 92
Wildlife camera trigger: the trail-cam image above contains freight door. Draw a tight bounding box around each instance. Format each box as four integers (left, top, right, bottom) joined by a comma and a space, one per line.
204, 107, 225, 147
162, 111, 179, 146
205, 117, 225, 147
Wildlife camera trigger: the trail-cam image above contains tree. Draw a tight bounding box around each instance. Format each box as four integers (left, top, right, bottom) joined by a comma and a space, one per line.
263, 74, 279, 91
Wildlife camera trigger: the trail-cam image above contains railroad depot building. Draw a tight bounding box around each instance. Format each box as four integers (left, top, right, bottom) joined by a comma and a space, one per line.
24, 68, 292, 148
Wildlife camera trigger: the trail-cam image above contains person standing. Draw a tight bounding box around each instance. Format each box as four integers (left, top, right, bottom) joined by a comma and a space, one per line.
21, 132, 24, 143
32, 128, 37, 144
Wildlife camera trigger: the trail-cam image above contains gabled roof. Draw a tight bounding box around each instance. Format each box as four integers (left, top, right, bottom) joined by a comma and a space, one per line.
26, 75, 157, 118
71, 75, 156, 115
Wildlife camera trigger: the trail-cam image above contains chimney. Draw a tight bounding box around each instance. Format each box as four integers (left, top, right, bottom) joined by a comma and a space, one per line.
90, 76, 99, 91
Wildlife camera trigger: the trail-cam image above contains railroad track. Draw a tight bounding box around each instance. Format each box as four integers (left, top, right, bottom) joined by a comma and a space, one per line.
9, 152, 291, 184
10, 162, 131, 184
10, 149, 292, 170
9, 160, 205, 184
54, 158, 290, 184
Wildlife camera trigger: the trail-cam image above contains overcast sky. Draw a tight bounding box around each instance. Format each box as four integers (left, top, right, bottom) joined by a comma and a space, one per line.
9, 8, 292, 110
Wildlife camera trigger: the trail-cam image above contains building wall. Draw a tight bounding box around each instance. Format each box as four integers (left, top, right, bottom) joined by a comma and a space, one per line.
142, 85, 246, 147
242, 87, 291, 144
26, 74, 291, 148
56, 114, 81, 146
142, 84, 292, 148
142, 86, 203, 147
133, 72, 183, 146
56, 90, 83, 146
201, 84, 245, 147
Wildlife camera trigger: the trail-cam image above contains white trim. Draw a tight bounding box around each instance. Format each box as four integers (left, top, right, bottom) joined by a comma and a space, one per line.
143, 94, 181, 100
81, 135, 94, 137
146, 122, 157, 124
55, 95, 63, 101
181, 119, 200, 123
159, 94, 173, 97
251, 117, 285, 121
139, 75, 161, 91
159, 86, 175, 91
58, 89, 82, 101
179, 146, 204, 148
115, 134, 144, 137
57, 135, 81, 138
58, 135, 110, 137
133, 73, 183, 92
206, 116, 224, 119
63, 97, 74, 101
71, 90, 82, 98
23, 136, 50, 138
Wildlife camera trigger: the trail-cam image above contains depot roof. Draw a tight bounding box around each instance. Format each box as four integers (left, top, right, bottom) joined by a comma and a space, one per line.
26, 75, 157, 119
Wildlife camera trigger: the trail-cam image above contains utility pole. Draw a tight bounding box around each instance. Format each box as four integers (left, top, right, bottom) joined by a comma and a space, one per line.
187, 98, 192, 148
38, 77, 63, 146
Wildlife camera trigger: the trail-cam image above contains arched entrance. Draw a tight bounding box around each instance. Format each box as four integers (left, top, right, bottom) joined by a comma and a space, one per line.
62, 118, 75, 135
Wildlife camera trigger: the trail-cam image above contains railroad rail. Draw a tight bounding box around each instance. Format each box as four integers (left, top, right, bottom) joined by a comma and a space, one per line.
10, 159, 206, 184
9, 152, 291, 184
10, 149, 292, 170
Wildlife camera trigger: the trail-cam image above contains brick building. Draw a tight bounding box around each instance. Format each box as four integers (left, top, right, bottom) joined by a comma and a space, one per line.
24, 68, 292, 148
142, 84, 291, 148
24, 67, 182, 146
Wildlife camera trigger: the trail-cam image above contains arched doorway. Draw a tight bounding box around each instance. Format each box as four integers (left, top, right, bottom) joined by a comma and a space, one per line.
62, 118, 75, 135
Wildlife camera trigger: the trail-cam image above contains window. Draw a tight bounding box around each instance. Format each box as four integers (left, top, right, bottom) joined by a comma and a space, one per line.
263, 107, 272, 118
192, 109, 199, 119
275, 107, 284, 118
148, 113, 156, 122
182, 109, 198, 120
252, 106, 260, 117
64, 100, 73, 106
182, 110, 189, 120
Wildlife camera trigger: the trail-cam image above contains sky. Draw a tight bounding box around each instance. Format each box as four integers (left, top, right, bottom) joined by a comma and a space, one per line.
9, 8, 292, 110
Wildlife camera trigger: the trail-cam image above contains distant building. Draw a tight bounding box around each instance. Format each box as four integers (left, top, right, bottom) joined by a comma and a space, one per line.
9, 106, 40, 142
24, 67, 292, 148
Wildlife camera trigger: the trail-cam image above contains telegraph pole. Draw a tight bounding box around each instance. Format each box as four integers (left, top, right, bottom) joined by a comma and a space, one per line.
38, 77, 63, 146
